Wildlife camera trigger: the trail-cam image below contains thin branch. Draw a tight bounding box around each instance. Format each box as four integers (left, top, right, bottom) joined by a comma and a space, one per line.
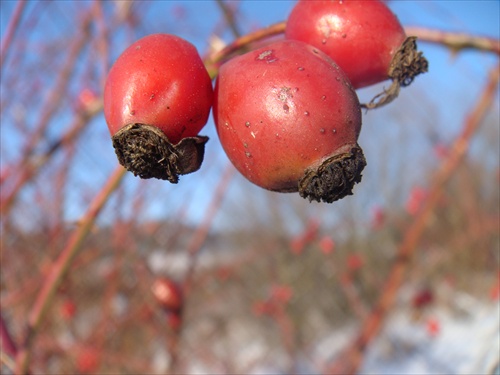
205, 21, 285, 76
406, 26, 500, 55
0, 0, 27, 69
215, 0, 242, 39
1, 4, 94, 187
0, 310, 18, 358
14, 166, 126, 375
0, 100, 102, 217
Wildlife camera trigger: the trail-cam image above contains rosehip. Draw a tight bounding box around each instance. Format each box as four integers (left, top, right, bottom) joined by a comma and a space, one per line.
285, 0, 428, 107
104, 33, 213, 182
151, 278, 183, 313
214, 40, 366, 203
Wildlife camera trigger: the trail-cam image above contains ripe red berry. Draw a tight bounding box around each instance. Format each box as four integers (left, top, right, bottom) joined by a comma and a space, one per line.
214, 40, 366, 203
104, 33, 213, 182
285, 0, 428, 106
151, 278, 183, 313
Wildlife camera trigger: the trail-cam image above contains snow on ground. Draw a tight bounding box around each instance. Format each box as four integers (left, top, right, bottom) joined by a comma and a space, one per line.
359, 300, 499, 374
179, 298, 498, 374
245, 297, 499, 374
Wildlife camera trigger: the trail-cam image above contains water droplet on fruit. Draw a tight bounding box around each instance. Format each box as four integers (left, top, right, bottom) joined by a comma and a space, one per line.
245, 121, 250, 127
321, 39, 327, 44
333, 129, 337, 134
336, 77, 340, 82
298, 67, 304, 71
321, 95, 326, 101
304, 111, 309, 116
320, 128, 325, 134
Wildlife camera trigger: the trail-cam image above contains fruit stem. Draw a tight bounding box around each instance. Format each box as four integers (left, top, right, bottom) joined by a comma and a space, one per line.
205, 21, 286, 76
361, 37, 429, 110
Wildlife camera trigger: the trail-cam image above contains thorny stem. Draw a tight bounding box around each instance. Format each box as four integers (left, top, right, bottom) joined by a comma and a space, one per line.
332, 63, 500, 375
14, 166, 126, 375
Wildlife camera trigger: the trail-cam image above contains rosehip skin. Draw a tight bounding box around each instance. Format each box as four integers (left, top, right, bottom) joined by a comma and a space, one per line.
285, 0, 406, 89
104, 34, 213, 182
214, 40, 366, 203
105, 33, 212, 144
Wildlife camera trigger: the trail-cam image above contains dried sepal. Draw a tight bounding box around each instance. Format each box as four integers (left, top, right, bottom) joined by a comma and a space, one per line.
112, 123, 208, 183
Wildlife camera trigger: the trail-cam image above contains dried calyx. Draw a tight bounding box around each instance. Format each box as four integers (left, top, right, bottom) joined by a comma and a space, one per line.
112, 123, 208, 183
299, 144, 367, 203
362, 37, 429, 109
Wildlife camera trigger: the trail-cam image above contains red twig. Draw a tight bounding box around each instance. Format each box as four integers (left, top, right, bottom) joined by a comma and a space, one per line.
331, 63, 500, 375
14, 166, 126, 375
0, 310, 18, 359
0, 0, 27, 69
406, 26, 500, 55
0, 100, 102, 217
1, 5, 94, 188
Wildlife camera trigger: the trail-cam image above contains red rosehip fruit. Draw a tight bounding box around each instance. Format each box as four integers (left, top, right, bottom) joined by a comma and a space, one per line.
104, 33, 213, 182
214, 40, 366, 203
151, 278, 183, 313
285, 0, 428, 107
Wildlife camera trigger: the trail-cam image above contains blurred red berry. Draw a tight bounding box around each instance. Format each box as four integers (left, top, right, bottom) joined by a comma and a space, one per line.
426, 317, 441, 337
371, 206, 385, 230
76, 347, 100, 374
151, 278, 183, 313
347, 254, 364, 271
290, 237, 306, 255
490, 281, 500, 301
412, 288, 434, 309
319, 236, 335, 255
60, 299, 77, 321
271, 285, 293, 304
